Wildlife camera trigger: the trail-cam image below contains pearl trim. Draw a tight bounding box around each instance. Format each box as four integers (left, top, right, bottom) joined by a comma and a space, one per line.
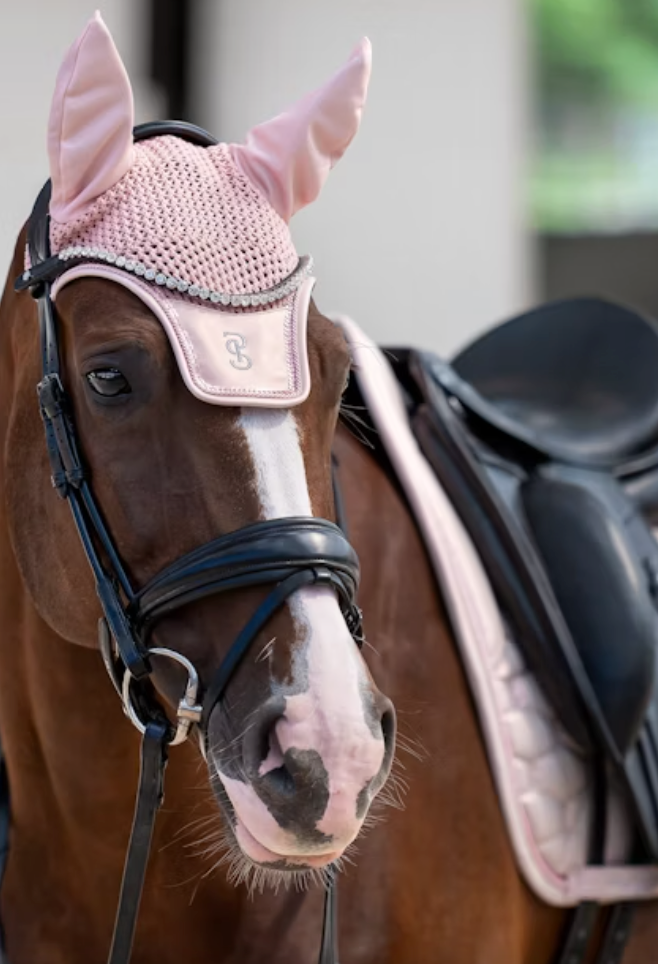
55, 248, 314, 308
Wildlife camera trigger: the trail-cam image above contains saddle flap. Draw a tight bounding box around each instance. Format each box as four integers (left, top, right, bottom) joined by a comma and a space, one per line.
521, 468, 657, 753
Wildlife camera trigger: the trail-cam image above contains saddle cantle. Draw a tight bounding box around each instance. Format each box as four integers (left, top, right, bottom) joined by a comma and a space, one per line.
446, 297, 658, 467
392, 297, 658, 861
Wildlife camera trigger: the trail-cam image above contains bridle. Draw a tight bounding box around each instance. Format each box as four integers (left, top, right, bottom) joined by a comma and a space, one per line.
14, 120, 361, 964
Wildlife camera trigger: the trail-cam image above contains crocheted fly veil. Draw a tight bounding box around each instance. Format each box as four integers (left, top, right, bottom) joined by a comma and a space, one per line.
45, 12, 371, 406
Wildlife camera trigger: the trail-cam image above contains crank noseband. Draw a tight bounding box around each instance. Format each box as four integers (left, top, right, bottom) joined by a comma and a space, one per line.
106, 515, 361, 741
133, 515, 361, 732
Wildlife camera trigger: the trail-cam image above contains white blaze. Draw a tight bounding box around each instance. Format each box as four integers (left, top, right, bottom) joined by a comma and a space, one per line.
239, 409, 313, 519
216, 407, 384, 851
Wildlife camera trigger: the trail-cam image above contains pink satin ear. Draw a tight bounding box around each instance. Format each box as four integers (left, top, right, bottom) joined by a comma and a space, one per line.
48, 11, 134, 223
229, 38, 372, 222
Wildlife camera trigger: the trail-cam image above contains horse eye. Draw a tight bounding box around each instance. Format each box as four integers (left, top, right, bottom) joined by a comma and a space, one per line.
86, 368, 131, 397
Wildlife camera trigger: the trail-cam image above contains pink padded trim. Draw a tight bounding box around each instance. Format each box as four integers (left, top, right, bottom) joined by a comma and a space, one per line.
52, 267, 313, 407
336, 313, 658, 907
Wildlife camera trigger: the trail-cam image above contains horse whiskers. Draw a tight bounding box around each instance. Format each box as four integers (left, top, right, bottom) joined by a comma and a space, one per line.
339, 400, 368, 413
395, 718, 429, 759
339, 403, 371, 430
207, 759, 248, 790
388, 762, 411, 793
360, 636, 380, 656
255, 637, 276, 663
395, 731, 427, 762
338, 408, 375, 449
209, 717, 257, 759
368, 725, 426, 818
187, 751, 248, 790
338, 405, 373, 430
189, 838, 227, 861
164, 799, 372, 901
185, 826, 228, 851
159, 814, 219, 852
375, 791, 406, 812
369, 756, 409, 815
194, 827, 343, 898
360, 810, 387, 832
205, 753, 244, 777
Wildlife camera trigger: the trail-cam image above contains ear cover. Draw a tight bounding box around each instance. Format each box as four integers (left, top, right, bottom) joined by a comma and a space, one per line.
51, 265, 315, 408
229, 38, 372, 222
48, 10, 135, 223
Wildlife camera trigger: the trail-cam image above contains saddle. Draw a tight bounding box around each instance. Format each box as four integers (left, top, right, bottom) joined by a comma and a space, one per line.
381, 297, 658, 863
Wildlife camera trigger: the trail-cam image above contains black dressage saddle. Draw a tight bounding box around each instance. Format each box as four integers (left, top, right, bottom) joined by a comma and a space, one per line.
375, 297, 658, 862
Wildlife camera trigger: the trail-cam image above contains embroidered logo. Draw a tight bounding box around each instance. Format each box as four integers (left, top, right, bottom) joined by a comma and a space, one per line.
223, 331, 252, 370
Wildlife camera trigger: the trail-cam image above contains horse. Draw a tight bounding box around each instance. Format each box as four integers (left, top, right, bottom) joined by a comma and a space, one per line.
2, 12, 658, 963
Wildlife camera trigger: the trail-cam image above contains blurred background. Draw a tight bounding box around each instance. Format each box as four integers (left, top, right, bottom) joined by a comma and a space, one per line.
2, 0, 658, 354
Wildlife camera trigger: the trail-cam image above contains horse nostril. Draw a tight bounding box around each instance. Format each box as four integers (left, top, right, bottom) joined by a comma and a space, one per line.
254, 747, 331, 830
242, 696, 286, 781
382, 703, 396, 749
243, 701, 324, 805
379, 698, 397, 773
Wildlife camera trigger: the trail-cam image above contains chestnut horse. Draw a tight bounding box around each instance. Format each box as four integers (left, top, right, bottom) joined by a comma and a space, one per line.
5, 238, 658, 967
2, 14, 658, 966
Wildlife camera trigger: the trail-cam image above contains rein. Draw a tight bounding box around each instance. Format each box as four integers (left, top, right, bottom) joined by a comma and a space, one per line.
15, 120, 359, 965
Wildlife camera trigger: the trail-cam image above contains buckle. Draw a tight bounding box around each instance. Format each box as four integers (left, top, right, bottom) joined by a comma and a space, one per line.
122, 647, 202, 746
345, 604, 364, 644
14, 255, 66, 294
37, 373, 65, 418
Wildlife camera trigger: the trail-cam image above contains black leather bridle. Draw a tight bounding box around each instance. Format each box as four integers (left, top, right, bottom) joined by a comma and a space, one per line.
14, 121, 361, 964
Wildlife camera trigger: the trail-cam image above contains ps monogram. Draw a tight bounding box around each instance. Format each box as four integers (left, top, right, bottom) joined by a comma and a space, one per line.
223, 331, 252, 370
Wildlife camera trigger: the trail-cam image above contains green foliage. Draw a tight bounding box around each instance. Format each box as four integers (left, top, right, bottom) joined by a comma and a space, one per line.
531, 0, 658, 230
532, 0, 658, 108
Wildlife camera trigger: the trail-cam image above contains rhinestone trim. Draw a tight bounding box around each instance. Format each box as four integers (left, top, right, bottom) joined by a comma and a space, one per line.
55, 248, 314, 308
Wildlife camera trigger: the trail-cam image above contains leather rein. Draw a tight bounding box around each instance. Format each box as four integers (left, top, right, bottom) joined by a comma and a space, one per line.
14, 120, 361, 964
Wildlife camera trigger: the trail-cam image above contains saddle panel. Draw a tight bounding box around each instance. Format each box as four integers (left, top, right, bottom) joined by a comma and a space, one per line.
395, 347, 658, 861
450, 298, 658, 467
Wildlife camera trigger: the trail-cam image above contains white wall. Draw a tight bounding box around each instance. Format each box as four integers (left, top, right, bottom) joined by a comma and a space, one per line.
194, 0, 532, 353
0, 1, 161, 283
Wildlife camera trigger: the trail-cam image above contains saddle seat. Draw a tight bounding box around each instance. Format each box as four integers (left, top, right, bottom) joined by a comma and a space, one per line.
448, 297, 658, 468
378, 297, 658, 862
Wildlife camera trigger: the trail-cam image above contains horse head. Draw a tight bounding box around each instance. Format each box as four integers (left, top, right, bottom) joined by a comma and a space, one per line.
6, 13, 395, 880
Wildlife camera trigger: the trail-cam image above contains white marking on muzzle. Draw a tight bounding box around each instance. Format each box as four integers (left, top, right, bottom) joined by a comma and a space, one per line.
214, 407, 385, 852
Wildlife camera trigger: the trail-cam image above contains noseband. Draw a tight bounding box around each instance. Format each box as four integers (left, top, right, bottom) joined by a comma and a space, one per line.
16, 121, 360, 964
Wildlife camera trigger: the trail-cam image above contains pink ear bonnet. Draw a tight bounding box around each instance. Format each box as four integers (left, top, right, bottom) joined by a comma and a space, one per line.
42, 12, 371, 406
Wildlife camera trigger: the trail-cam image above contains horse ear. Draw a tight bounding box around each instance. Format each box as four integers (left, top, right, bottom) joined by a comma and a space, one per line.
48, 11, 134, 223
230, 38, 372, 222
